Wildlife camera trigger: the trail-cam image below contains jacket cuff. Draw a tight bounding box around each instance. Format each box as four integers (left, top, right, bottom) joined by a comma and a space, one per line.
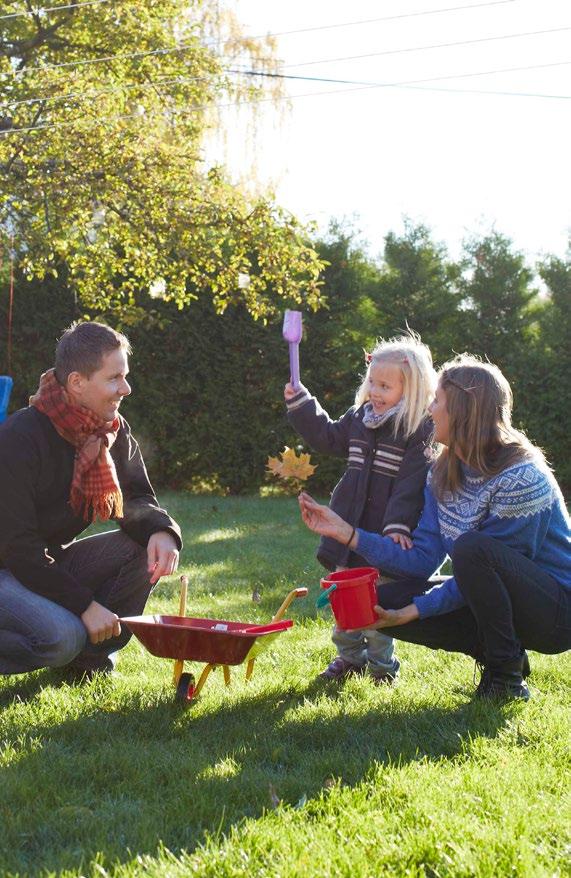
382, 523, 411, 537
285, 386, 310, 412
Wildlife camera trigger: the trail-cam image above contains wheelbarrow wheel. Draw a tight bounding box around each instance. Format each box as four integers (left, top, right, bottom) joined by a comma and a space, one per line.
175, 672, 196, 704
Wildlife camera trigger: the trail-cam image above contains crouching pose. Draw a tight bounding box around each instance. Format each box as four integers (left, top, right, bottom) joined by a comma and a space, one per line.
299, 355, 571, 700
0, 321, 182, 678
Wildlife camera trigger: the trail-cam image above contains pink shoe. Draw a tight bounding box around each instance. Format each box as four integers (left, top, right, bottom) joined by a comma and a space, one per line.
318, 656, 365, 681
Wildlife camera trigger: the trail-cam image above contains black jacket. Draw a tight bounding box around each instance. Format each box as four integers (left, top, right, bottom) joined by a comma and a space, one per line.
287, 390, 431, 570
0, 407, 182, 615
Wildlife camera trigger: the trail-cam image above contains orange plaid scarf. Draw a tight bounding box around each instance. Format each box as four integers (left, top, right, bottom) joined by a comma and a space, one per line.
30, 369, 124, 522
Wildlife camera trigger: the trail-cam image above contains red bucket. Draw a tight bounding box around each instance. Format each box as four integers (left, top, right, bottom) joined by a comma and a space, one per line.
319, 567, 380, 629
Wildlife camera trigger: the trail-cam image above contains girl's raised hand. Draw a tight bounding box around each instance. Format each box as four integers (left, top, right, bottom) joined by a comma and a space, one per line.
284, 380, 308, 400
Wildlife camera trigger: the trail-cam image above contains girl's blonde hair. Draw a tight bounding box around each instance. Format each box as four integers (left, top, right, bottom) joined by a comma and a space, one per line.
431, 354, 543, 498
355, 331, 436, 439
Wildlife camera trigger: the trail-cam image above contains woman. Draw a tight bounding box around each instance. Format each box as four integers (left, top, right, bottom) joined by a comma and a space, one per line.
299, 355, 571, 700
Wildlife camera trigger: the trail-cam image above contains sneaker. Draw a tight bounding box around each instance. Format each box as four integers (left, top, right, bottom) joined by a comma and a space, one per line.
475, 653, 530, 701
318, 656, 365, 681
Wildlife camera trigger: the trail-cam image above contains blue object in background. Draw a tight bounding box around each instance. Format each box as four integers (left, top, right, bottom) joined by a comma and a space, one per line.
0, 375, 13, 423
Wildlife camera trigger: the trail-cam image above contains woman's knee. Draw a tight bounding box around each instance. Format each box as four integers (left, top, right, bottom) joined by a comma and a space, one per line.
451, 530, 493, 568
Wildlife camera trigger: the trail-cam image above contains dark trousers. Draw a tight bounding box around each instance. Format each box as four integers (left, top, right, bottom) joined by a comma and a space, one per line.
377, 532, 571, 665
60, 529, 152, 671
0, 530, 151, 675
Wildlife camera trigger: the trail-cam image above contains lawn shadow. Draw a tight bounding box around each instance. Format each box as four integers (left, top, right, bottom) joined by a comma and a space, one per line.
0, 678, 512, 875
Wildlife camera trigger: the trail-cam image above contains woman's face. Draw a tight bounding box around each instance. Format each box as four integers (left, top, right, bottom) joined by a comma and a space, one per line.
429, 382, 450, 445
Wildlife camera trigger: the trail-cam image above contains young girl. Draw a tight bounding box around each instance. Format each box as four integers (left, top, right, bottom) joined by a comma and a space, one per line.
285, 332, 436, 683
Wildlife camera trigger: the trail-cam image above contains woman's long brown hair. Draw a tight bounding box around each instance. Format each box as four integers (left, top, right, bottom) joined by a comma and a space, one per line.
431, 355, 543, 498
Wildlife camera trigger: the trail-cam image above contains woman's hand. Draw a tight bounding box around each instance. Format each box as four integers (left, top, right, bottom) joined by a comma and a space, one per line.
298, 492, 355, 546
349, 602, 419, 631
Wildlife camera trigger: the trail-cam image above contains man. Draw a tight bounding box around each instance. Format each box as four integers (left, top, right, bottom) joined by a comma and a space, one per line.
0, 321, 182, 677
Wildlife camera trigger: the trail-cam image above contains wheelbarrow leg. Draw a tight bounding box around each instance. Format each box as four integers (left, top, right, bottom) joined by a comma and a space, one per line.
173, 575, 189, 685
193, 663, 215, 698
245, 587, 308, 682
223, 665, 231, 686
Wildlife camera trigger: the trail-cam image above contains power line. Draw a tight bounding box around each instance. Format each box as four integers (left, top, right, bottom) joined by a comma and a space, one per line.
249, 0, 520, 40
280, 25, 571, 69
2, 58, 570, 137
0, 0, 111, 20
0, 41, 203, 80
2, 56, 569, 117
3, 17, 564, 82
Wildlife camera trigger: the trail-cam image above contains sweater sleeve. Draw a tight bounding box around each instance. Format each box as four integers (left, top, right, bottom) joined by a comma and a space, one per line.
413, 461, 558, 619
356, 484, 446, 579
412, 576, 465, 618
0, 424, 95, 616
382, 422, 431, 538
479, 461, 555, 556
286, 389, 355, 458
112, 419, 182, 551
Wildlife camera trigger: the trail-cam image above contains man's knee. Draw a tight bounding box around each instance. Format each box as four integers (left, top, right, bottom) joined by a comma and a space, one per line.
42, 619, 87, 667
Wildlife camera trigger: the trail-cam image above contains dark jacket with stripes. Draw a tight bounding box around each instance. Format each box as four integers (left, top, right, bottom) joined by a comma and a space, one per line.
287, 389, 432, 571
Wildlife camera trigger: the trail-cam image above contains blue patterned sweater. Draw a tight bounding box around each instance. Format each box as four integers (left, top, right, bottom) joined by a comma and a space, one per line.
356, 458, 571, 618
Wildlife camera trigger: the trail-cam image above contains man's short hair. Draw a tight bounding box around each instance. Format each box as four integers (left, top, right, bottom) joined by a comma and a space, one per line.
55, 321, 131, 385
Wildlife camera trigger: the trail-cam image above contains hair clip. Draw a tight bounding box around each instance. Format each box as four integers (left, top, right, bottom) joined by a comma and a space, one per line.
364, 350, 372, 364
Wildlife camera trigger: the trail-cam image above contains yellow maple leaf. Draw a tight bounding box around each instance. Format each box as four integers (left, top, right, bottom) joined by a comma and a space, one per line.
266, 446, 316, 483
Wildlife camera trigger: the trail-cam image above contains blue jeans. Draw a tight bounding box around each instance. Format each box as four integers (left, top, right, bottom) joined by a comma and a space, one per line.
332, 625, 397, 675
0, 530, 151, 675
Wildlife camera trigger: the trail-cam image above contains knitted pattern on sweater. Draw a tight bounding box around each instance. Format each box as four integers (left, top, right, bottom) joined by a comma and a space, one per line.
356, 458, 571, 618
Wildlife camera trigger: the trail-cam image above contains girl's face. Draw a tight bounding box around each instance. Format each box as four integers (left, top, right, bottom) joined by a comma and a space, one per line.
368, 362, 404, 415
429, 381, 450, 445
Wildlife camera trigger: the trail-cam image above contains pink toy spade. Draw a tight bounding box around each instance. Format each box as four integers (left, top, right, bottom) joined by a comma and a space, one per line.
282, 310, 303, 391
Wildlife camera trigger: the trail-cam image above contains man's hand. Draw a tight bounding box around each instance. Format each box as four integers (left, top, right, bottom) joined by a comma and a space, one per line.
147, 531, 179, 585
81, 601, 121, 644
298, 492, 355, 546
387, 532, 413, 550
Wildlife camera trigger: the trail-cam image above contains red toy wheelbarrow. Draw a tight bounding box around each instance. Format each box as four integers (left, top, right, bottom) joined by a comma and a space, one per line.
122, 577, 307, 704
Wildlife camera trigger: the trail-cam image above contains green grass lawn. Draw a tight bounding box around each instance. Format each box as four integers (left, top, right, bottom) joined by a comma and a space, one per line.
1, 494, 569, 878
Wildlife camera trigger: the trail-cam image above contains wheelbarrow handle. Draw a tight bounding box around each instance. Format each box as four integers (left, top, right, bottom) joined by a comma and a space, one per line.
315, 583, 337, 609
271, 587, 308, 623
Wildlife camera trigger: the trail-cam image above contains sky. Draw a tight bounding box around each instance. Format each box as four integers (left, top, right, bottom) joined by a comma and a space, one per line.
212, 0, 571, 262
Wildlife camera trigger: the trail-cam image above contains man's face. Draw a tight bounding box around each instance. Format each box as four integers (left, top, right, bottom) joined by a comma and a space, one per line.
70, 348, 131, 422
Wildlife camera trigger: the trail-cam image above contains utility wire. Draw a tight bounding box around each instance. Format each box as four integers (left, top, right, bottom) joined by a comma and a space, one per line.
0, 0, 112, 20
279, 25, 571, 69
2, 58, 570, 137
2, 57, 569, 115
3, 21, 569, 82
248, 0, 520, 40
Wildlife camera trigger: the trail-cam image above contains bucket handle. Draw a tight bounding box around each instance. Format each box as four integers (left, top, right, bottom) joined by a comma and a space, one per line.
315, 583, 337, 609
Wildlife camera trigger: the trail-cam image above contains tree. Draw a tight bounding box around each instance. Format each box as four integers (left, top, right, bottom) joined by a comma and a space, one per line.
456, 232, 538, 369
373, 221, 461, 365
0, 0, 323, 319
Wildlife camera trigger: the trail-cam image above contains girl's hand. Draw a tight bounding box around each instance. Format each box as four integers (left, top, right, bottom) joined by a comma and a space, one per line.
387, 533, 413, 550
284, 382, 297, 400
298, 492, 355, 545
284, 381, 308, 400
350, 603, 419, 631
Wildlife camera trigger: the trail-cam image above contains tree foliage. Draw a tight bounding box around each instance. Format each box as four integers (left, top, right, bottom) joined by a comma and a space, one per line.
0, 0, 324, 319
2, 221, 569, 494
